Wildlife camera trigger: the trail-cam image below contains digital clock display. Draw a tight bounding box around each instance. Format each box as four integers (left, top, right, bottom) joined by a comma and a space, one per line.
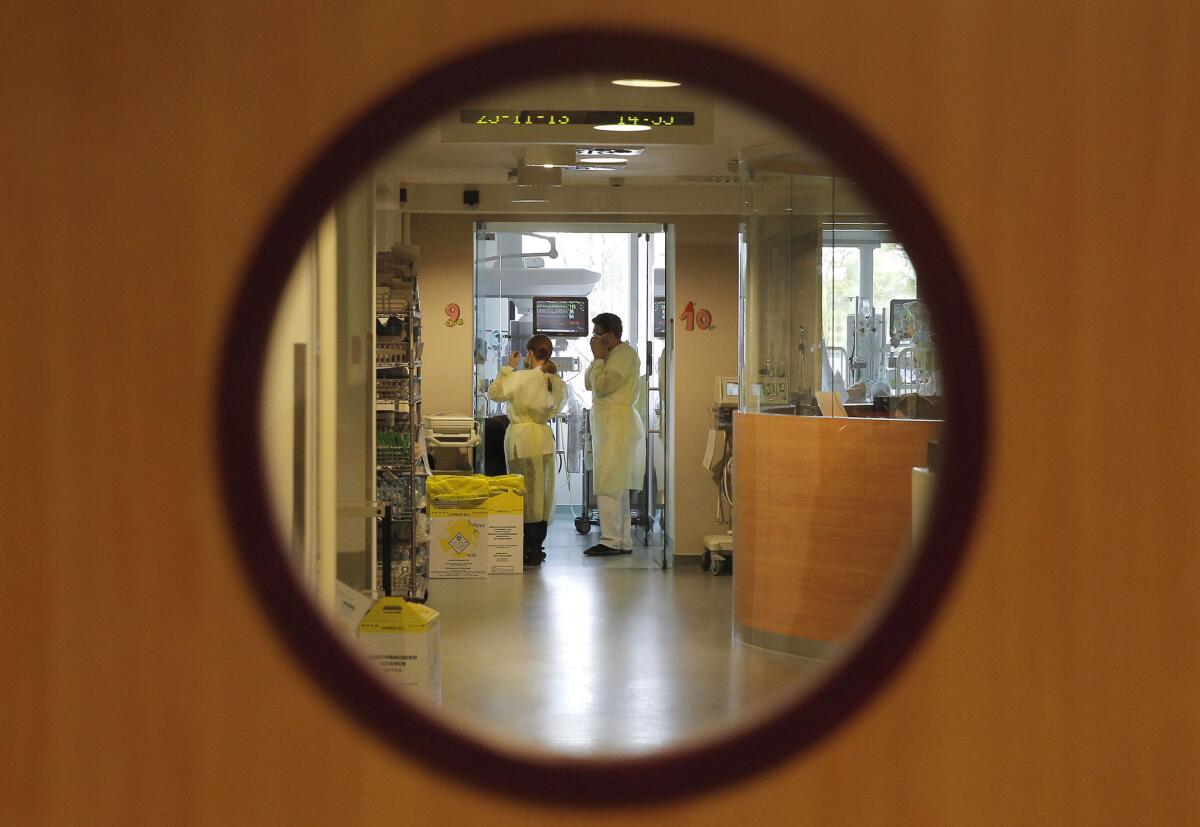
461, 109, 695, 127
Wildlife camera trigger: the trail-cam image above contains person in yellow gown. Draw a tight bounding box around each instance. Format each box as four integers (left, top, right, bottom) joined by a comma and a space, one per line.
583, 313, 646, 556
487, 334, 568, 567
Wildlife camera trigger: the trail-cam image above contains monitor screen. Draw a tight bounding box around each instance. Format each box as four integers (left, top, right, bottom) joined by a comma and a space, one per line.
532, 297, 589, 337
654, 299, 666, 338
889, 298, 918, 340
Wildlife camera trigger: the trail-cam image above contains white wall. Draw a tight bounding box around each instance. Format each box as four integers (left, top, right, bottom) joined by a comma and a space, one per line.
669, 217, 741, 557
261, 237, 316, 573
260, 214, 338, 607
334, 183, 376, 590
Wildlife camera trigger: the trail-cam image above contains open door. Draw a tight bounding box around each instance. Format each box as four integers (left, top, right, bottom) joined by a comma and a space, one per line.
637, 228, 673, 568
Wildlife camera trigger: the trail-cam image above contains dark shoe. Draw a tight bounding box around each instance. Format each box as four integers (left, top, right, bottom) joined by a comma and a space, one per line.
620, 548, 633, 554
524, 553, 542, 568
584, 543, 621, 556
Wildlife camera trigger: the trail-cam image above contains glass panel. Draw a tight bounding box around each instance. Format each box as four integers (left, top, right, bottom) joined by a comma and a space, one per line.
739, 149, 943, 421
636, 231, 670, 567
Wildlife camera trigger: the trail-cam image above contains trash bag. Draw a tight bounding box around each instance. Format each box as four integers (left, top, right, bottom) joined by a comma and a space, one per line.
487, 474, 526, 496
426, 474, 490, 505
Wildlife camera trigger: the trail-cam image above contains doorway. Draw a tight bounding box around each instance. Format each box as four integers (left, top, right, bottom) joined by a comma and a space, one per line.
472, 222, 674, 569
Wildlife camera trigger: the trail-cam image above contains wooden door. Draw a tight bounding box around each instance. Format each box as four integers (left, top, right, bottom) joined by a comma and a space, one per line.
2, 4, 1198, 823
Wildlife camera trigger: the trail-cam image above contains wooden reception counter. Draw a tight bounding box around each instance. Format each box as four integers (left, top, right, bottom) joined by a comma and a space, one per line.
733, 413, 941, 650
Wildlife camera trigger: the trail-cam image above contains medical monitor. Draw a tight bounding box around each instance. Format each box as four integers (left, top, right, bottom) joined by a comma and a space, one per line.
654, 299, 666, 338
889, 298, 918, 341
532, 296, 589, 338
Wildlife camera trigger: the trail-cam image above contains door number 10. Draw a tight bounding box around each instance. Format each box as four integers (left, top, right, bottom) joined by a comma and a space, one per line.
679, 301, 714, 331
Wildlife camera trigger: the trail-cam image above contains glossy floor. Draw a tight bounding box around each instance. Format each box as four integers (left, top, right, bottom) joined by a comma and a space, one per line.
424, 517, 822, 754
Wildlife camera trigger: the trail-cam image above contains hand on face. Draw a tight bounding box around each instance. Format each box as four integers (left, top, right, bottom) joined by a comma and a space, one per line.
508, 351, 521, 369
589, 333, 610, 359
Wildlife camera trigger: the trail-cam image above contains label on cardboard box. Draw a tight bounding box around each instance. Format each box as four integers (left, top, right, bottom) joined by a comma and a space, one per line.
428, 505, 488, 578
357, 598, 441, 706
486, 489, 524, 574
334, 581, 373, 638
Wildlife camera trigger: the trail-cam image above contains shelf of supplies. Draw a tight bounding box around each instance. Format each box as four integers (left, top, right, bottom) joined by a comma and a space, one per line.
376, 310, 422, 321
375, 362, 421, 371
376, 395, 422, 407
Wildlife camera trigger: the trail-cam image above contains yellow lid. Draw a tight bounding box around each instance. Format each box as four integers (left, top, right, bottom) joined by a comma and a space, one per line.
358, 598, 440, 633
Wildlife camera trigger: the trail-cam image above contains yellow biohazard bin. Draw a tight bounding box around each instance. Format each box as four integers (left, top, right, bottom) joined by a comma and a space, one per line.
427, 475, 490, 578
357, 597, 441, 706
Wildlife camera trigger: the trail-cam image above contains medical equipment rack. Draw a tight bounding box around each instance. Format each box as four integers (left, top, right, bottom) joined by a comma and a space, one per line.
375, 244, 429, 603
572, 406, 654, 539
701, 404, 735, 576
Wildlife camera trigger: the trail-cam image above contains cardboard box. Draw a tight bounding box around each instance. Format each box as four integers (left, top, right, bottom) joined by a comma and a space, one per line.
428, 502, 489, 578
486, 484, 524, 575
357, 598, 441, 706
334, 581, 373, 638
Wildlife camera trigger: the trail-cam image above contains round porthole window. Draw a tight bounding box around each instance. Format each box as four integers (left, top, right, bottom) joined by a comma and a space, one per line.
218, 31, 987, 805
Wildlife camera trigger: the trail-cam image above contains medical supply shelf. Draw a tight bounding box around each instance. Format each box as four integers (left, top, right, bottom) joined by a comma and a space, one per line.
375, 244, 429, 603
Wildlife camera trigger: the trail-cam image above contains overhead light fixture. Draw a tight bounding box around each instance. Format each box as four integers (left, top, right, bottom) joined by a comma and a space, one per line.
612, 78, 682, 88
576, 146, 645, 157
594, 123, 652, 133
511, 198, 549, 204
523, 145, 576, 167
576, 156, 628, 165
516, 166, 562, 187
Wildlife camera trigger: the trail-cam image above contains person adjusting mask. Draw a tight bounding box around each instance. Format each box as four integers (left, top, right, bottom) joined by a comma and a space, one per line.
487, 334, 568, 567
582, 312, 646, 556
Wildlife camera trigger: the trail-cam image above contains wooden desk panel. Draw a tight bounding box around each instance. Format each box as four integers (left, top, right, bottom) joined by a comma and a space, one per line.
734, 414, 941, 641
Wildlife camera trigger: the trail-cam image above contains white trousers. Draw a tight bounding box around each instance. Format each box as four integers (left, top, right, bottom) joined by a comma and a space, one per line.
598, 490, 632, 550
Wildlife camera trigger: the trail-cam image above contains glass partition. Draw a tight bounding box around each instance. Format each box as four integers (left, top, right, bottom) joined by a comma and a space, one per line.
738, 142, 942, 421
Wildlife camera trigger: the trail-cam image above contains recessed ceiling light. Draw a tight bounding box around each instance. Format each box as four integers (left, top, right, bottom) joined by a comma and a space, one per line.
576, 146, 645, 157
612, 79, 682, 88
577, 156, 628, 165
594, 123, 652, 133
511, 198, 548, 204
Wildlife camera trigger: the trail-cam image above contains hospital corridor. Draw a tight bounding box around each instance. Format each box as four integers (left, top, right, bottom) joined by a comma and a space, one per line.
256, 70, 942, 759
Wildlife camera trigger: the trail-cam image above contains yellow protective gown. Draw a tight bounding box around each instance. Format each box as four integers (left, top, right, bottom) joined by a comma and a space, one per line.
584, 341, 646, 496
486, 366, 567, 523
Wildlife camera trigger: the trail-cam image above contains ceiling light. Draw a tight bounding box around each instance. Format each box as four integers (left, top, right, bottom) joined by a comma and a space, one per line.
594, 123, 652, 133
576, 146, 645, 157
511, 198, 549, 204
577, 156, 628, 165
612, 79, 682, 88
524, 145, 576, 167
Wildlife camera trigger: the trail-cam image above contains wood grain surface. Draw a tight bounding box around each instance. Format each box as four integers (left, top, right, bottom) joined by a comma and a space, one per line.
3, 2, 1199, 824
735, 414, 941, 641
